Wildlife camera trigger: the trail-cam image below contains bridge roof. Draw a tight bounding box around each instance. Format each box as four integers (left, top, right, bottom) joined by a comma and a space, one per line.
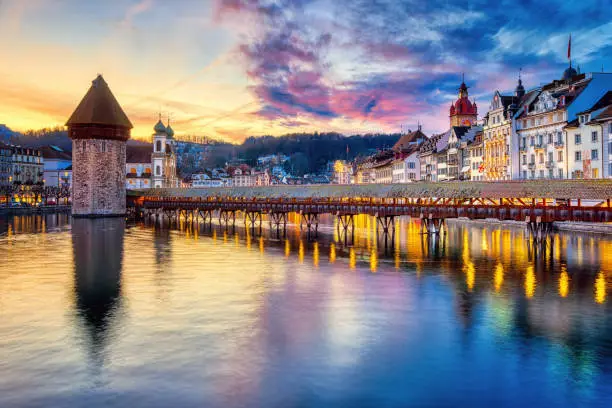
130, 180, 612, 200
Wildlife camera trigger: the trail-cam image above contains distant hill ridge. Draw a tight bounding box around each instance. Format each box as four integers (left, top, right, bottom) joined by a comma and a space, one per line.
3, 126, 405, 174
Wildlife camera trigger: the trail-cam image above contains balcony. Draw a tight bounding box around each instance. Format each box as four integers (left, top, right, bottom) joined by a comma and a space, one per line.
534, 143, 545, 151
554, 141, 564, 148
528, 162, 536, 170
545, 161, 555, 168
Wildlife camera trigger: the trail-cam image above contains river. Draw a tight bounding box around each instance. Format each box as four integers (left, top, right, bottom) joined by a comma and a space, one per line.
1, 214, 611, 407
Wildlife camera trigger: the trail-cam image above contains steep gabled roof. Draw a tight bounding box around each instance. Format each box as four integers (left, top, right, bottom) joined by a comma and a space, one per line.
66, 75, 133, 129
392, 129, 428, 152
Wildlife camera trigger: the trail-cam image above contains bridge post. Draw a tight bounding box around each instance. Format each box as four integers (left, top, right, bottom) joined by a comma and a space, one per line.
300, 212, 319, 238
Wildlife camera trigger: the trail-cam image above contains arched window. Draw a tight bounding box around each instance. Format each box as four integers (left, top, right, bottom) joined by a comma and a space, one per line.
156, 140, 162, 152
82, 141, 86, 152
101, 141, 106, 152
156, 165, 161, 176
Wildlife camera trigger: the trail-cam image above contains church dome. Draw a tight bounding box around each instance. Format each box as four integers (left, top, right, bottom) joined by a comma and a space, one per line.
154, 119, 167, 134
166, 123, 174, 139
562, 66, 577, 81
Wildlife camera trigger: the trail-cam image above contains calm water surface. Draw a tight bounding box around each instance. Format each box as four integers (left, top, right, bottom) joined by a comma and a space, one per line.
1, 214, 611, 407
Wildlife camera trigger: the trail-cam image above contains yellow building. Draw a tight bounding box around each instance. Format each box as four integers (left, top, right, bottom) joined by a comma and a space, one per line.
483, 90, 516, 180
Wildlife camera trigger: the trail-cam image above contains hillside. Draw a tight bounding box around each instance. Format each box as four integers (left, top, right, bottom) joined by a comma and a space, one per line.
4, 126, 406, 175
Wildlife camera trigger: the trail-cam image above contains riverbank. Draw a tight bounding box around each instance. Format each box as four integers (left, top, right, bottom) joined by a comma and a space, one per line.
447, 217, 612, 235
0, 205, 71, 216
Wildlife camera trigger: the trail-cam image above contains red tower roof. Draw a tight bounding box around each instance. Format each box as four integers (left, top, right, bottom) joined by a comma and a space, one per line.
66, 75, 133, 129
450, 81, 477, 116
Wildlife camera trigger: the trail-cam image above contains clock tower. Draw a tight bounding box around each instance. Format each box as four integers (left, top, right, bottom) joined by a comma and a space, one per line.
449, 78, 478, 127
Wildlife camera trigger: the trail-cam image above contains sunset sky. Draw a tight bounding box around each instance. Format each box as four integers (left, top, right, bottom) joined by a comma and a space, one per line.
0, 0, 610, 143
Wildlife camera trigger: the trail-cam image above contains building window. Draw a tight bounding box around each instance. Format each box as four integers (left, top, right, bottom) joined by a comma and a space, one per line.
101, 141, 106, 152
530, 136, 534, 146
523, 170, 527, 179
522, 155, 527, 165
558, 151, 563, 162
156, 165, 161, 176
575, 151, 582, 161
548, 134, 553, 144
530, 154, 535, 164
575, 134, 581, 144
591, 149, 598, 160
557, 132, 563, 143
548, 152, 553, 162
539, 170, 544, 178
558, 169, 563, 179
82, 141, 86, 151
592, 131, 598, 142
156, 140, 162, 152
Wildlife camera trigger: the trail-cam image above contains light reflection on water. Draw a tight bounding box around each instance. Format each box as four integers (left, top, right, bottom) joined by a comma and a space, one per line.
0, 213, 611, 407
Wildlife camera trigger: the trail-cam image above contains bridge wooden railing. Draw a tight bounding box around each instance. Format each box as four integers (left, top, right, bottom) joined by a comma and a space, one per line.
130, 195, 612, 223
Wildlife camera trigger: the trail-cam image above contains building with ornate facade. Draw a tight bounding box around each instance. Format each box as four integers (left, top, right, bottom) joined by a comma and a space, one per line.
483, 85, 520, 180
516, 70, 612, 180
151, 118, 179, 188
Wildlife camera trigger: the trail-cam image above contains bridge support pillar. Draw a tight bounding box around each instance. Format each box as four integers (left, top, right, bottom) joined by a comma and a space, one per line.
219, 210, 236, 230
198, 209, 213, 228
269, 212, 288, 237
376, 215, 395, 235
525, 216, 553, 243
420, 214, 446, 235
337, 213, 355, 245
245, 211, 262, 234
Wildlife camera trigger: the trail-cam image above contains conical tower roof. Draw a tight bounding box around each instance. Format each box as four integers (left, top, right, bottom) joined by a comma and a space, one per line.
66, 75, 133, 129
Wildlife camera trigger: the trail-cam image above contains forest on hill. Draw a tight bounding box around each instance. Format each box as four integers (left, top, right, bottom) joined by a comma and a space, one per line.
5, 127, 406, 175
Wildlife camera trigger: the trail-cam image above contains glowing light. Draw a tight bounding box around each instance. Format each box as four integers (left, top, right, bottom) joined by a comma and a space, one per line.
370, 248, 378, 273
284, 240, 290, 257
559, 269, 569, 298
329, 243, 336, 263
259, 236, 264, 254
212, 229, 217, 242
481, 229, 489, 252
494, 263, 504, 293
223, 231, 228, 243
464, 261, 475, 292
525, 265, 536, 299
349, 247, 356, 270
595, 272, 606, 304
313, 242, 319, 268
298, 240, 304, 264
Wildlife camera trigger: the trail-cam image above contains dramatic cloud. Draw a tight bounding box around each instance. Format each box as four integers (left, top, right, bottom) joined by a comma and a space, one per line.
0, 0, 610, 140
215, 0, 612, 134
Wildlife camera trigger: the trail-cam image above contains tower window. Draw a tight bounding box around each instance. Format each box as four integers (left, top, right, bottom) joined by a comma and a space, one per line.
156, 140, 162, 152
156, 165, 161, 176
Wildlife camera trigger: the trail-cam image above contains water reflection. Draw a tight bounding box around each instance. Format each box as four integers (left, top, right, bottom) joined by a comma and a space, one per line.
2, 213, 612, 407
72, 218, 124, 372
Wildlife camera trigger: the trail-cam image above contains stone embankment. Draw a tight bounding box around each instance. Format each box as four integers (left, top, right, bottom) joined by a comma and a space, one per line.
0, 205, 71, 216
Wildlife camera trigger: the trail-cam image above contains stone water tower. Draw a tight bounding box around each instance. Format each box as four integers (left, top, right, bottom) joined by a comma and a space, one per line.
66, 75, 133, 217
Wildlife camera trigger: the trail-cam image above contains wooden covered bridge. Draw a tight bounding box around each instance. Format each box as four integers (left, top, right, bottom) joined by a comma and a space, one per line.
128, 180, 612, 239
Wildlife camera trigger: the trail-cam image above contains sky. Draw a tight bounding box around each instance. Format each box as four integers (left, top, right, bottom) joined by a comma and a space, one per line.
0, 0, 610, 143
